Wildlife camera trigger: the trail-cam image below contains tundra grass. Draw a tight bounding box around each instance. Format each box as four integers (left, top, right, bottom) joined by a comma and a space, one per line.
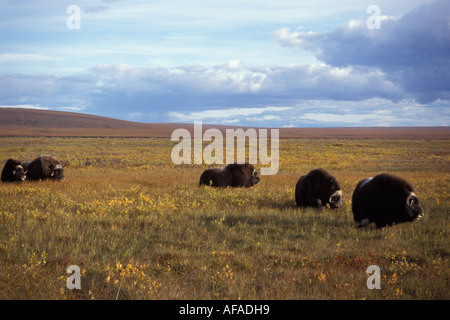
0, 137, 448, 300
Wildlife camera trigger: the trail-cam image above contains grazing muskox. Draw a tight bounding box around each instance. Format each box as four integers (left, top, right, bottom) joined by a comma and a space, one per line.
24, 155, 65, 181
295, 168, 343, 209
1, 159, 26, 182
199, 163, 260, 188
352, 173, 424, 228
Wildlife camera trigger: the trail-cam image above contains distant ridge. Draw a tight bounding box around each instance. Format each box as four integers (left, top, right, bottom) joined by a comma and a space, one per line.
0, 108, 184, 137
0, 108, 448, 139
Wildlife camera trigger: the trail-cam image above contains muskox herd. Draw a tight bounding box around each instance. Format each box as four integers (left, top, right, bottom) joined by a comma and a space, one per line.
1, 155, 65, 183
199, 164, 424, 228
2, 157, 424, 228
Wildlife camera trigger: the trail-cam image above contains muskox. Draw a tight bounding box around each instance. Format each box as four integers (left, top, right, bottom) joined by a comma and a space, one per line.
24, 155, 65, 181
295, 168, 343, 209
1, 159, 26, 182
199, 163, 260, 188
352, 173, 424, 228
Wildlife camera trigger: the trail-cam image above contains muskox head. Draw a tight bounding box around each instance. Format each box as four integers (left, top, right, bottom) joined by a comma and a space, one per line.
248, 166, 260, 187
50, 163, 65, 181
329, 188, 343, 209
405, 192, 424, 222
1, 159, 26, 183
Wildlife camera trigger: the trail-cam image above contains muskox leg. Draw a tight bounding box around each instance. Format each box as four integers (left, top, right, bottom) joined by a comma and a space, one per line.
355, 218, 370, 228
310, 198, 323, 209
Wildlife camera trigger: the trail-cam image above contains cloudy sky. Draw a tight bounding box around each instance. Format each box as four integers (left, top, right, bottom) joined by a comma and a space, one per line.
0, 0, 449, 127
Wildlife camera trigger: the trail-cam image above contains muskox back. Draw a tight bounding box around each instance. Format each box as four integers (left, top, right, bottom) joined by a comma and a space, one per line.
295, 168, 342, 209
352, 173, 424, 228
1, 159, 26, 182
199, 163, 260, 188
25, 155, 65, 181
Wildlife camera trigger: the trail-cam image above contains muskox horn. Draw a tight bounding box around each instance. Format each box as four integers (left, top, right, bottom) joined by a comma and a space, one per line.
329, 190, 343, 208
407, 192, 417, 206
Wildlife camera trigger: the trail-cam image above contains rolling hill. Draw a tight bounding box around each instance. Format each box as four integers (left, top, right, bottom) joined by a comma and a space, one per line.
0, 108, 448, 139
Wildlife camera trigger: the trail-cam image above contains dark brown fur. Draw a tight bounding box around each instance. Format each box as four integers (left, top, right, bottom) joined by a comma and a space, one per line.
24, 155, 65, 181
295, 168, 342, 209
1, 159, 26, 182
199, 163, 260, 188
352, 173, 424, 228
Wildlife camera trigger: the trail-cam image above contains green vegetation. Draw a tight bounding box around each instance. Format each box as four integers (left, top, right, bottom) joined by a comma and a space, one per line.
0, 137, 448, 299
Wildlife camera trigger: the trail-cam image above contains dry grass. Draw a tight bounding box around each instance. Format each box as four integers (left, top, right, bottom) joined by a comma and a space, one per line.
0, 137, 448, 300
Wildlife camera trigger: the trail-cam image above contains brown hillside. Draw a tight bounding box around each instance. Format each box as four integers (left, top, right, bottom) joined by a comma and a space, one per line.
0, 108, 448, 139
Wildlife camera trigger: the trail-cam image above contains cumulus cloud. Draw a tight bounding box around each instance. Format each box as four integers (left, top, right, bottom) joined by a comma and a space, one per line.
273, 0, 450, 104
2, 62, 404, 113
271, 27, 321, 49
0, 61, 426, 124
91, 63, 268, 95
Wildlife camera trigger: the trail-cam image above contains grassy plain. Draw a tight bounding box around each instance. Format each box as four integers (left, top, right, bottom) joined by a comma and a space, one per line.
0, 137, 448, 300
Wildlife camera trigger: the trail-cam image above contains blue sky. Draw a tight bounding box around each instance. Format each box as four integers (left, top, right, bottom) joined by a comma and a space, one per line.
0, 0, 449, 127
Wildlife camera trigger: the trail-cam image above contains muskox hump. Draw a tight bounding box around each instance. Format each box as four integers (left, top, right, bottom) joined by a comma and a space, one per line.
351, 173, 424, 228
295, 168, 342, 209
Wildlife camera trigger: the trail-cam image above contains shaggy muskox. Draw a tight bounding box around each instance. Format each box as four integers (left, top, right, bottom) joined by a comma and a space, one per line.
295, 168, 343, 209
24, 155, 65, 181
1, 159, 26, 182
199, 163, 260, 188
352, 173, 424, 228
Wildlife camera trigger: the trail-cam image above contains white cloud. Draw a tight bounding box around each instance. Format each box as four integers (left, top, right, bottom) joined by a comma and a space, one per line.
168, 106, 292, 122
373, 109, 393, 115
221, 119, 240, 124
272, 27, 321, 49
0, 104, 48, 110
227, 60, 240, 70
246, 115, 281, 121
297, 112, 396, 125
0, 53, 62, 63
275, 0, 450, 104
